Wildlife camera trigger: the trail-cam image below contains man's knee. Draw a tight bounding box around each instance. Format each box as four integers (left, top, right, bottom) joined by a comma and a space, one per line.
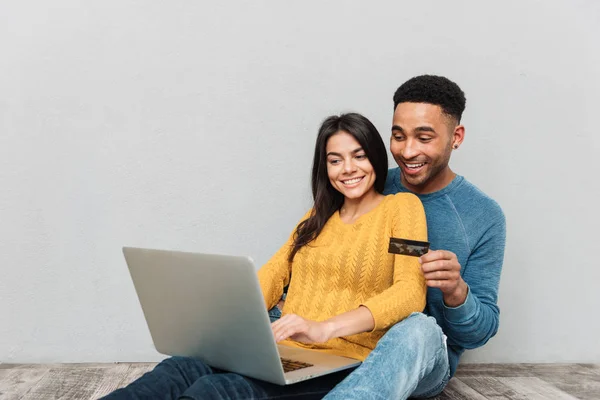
383, 313, 445, 349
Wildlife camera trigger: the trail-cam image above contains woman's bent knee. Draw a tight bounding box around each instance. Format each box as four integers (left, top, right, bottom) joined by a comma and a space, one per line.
158, 356, 194, 368
156, 356, 212, 378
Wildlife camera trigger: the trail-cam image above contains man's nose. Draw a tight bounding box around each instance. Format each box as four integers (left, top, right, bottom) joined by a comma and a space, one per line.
402, 139, 419, 159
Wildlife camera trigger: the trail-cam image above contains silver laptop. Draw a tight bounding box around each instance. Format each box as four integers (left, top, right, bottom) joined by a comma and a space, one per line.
122, 246, 360, 385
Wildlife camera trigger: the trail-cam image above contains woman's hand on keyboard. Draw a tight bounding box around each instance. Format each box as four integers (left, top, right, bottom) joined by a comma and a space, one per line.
271, 314, 333, 344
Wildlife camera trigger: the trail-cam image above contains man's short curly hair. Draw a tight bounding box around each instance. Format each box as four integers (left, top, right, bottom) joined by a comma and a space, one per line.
393, 75, 466, 122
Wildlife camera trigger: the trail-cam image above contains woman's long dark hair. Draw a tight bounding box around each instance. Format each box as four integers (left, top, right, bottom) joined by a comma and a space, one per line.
289, 113, 388, 261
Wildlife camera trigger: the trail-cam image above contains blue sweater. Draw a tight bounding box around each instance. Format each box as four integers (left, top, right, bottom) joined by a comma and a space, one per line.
384, 168, 506, 376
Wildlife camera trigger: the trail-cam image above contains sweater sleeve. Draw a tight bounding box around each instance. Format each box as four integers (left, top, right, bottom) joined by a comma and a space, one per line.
362, 194, 428, 331
257, 210, 312, 311
442, 203, 506, 349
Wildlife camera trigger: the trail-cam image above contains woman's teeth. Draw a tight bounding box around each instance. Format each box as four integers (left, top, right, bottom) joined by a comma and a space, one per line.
342, 177, 362, 184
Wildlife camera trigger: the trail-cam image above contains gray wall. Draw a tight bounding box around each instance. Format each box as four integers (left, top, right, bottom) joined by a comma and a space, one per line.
1, 0, 599, 363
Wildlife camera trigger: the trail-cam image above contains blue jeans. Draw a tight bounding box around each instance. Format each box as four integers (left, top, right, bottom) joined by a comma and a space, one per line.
268, 304, 283, 323
323, 312, 450, 399
101, 356, 353, 399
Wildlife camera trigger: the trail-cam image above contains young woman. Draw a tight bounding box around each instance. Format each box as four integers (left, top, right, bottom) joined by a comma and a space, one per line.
104, 113, 427, 399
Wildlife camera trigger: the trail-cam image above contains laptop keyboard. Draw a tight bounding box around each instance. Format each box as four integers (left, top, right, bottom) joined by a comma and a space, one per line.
280, 357, 314, 373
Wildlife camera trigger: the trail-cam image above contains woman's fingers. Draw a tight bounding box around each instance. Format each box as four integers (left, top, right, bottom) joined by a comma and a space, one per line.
272, 314, 307, 342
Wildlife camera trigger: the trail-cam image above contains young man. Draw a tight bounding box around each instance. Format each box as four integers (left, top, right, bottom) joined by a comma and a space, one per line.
322, 75, 506, 399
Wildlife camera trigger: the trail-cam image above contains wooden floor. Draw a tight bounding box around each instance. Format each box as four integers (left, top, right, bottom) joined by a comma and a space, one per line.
0, 363, 598, 399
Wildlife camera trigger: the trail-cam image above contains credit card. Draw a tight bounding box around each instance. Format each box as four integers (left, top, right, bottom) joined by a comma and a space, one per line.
388, 237, 430, 257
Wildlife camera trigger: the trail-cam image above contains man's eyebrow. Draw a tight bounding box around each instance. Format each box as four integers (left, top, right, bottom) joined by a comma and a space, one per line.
326, 147, 363, 157
414, 126, 436, 134
392, 125, 436, 134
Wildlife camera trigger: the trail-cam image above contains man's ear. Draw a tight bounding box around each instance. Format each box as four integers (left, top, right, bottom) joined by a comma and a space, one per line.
452, 125, 465, 150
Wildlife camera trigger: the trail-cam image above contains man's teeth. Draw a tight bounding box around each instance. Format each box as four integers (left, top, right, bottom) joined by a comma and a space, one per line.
343, 177, 362, 184
405, 163, 425, 169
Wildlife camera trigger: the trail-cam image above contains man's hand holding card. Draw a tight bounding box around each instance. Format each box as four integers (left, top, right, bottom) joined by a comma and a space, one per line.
419, 249, 468, 308
388, 238, 468, 308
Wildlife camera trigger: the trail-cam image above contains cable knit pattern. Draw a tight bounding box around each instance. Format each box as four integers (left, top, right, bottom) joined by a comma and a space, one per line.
257, 193, 427, 361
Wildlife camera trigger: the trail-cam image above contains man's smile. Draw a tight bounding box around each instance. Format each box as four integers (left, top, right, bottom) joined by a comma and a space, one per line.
400, 160, 427, 175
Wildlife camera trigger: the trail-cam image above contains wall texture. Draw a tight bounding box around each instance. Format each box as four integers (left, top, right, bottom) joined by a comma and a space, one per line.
1, 0, 599, 363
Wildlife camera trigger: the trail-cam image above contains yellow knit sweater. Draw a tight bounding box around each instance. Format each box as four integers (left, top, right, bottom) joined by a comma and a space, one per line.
257, 193, 428, 361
